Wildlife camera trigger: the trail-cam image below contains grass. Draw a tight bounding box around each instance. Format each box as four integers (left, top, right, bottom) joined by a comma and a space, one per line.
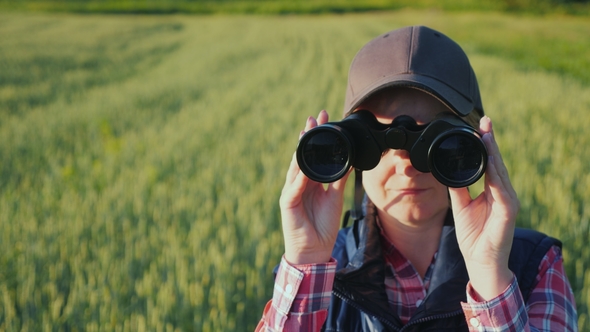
0, 10, 588, 331
1, 0, 590, 15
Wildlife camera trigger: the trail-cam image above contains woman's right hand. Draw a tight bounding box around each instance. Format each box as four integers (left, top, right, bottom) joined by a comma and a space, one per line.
279, 110, 351, 265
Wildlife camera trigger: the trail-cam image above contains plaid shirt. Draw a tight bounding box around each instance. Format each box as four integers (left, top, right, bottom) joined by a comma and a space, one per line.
257, 240, 577, 331
380, 233, 435, 324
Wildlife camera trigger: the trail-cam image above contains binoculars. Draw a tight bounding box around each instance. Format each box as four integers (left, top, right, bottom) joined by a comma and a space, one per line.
296, 110, 487, 188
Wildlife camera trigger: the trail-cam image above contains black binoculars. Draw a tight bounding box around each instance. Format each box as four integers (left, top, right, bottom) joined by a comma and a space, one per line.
296, 110, 488, 188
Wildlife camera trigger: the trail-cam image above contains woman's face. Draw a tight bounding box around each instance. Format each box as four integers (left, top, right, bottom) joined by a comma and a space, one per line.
357, 88, 451, 225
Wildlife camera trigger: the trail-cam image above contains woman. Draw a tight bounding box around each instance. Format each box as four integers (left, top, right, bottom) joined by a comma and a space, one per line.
257, 26, 577, 331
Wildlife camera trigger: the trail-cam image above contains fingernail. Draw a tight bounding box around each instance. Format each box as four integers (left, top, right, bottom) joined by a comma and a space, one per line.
485, 116, 493, 130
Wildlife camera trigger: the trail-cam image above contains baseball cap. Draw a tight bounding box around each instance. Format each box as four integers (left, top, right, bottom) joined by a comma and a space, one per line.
344, 26, 484, 118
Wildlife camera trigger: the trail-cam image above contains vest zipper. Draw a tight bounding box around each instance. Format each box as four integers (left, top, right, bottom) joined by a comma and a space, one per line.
333, 288, 465, 331
332, 288, 402, 331
400, 309, 465, 331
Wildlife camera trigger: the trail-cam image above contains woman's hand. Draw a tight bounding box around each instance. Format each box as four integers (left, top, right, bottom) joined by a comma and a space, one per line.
279, 110, 351, 265
449, 116, 520, 301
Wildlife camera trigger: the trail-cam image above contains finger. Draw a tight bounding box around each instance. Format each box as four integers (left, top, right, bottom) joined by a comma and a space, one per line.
483, 132, 518, 202
300, 111, 329, 139
327, 167, 352, 196
484, 155, 520, 222
480, 117, 518, 201
448, 186, 473, 213
317, 110, 329, 125
285, 152, 302, 185
480, 117, 503, 161
304, 115, 318, 132
480, 117, 500, 160
479, 115, 492, 136
484, 155, 503, 201
485, 154, 519, 214
281, 153, 310, 205
299, 116, 317, 142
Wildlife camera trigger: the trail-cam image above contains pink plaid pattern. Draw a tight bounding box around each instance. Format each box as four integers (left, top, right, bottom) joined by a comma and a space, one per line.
380, 232, 435, 324
256, 256, 337, 332
256, 244, 576, 331
462, 246, 577, 331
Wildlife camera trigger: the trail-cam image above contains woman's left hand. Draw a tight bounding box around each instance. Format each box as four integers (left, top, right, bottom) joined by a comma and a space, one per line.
448, 115, 520, 301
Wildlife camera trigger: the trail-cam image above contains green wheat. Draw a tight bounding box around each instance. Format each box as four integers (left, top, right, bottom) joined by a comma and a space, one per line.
0, 10, 588, 331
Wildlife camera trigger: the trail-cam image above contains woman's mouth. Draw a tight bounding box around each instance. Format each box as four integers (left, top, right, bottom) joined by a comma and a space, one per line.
397, 188, 428, 195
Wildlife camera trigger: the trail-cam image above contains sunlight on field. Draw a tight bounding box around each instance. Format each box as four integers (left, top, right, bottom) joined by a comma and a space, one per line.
0, 10, 588, 331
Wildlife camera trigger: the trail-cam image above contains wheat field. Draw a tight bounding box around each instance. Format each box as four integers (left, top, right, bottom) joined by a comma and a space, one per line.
0, 10, 588, 331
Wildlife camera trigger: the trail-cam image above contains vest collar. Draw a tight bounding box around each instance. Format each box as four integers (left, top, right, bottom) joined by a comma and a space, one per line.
334, 203, 468, 327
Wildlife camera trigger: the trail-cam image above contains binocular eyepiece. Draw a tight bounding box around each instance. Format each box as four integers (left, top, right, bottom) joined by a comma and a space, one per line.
296, 110, 487, 188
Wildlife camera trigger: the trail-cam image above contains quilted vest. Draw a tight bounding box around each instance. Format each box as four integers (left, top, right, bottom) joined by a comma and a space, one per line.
322, 205, 561, 332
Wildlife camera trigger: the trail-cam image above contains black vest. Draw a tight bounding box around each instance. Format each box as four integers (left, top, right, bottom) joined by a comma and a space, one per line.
322, 207, 561, 332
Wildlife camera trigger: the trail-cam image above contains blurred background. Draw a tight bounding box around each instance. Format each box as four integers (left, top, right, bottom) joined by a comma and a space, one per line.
0, 1, 589, 331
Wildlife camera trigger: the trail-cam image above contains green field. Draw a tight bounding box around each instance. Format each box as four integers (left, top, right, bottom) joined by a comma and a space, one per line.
0, 10, 589, 331
2, 0, 590, 15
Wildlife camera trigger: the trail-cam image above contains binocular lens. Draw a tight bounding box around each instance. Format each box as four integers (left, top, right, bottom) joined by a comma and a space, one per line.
430, 132, 486, 186
297, 128, 351, 182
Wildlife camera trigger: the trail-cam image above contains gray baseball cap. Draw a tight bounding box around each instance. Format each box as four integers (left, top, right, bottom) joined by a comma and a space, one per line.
344, 26, 484, 118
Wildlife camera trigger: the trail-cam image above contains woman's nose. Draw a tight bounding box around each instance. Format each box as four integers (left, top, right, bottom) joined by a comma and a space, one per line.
386, 149, 421, 177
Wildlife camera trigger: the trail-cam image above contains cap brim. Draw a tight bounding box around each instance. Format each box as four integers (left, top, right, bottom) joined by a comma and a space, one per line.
346, 73, 475, 117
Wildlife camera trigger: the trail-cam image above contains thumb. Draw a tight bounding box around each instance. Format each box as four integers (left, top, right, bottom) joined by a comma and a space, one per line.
448, 187, 472, 215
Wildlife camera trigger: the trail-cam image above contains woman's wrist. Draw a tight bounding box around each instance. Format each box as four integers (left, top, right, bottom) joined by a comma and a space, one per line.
285, 249, 332, 265
466, 264, 514, 301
